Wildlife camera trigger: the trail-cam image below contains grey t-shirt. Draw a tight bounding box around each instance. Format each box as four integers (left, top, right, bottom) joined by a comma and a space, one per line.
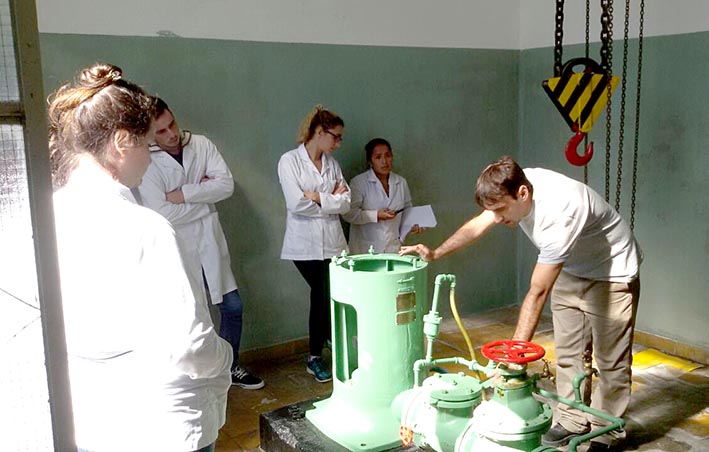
519, 168, 641, 282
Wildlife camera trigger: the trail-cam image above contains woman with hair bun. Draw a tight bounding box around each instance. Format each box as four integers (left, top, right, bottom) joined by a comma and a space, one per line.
277, 104, 350, 383
49, 63, 231, 452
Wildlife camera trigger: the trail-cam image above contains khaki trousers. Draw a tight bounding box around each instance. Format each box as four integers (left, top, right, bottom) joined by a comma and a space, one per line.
551, 271, 640, 444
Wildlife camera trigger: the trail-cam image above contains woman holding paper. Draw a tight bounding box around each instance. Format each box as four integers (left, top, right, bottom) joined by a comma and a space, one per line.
343, 138, 420, 254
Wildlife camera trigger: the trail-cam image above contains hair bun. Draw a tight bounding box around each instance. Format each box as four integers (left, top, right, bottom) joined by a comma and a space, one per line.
79, 63, 123, 90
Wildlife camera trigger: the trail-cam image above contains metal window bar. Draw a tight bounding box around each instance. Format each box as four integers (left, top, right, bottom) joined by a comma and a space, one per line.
1, 0, 75, 450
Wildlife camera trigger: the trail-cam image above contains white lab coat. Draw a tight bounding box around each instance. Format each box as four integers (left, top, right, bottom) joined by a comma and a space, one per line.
139, 134, 237, 304
343, 169, 413, 254
278, 144, 351, 260
53, 159, 232, 452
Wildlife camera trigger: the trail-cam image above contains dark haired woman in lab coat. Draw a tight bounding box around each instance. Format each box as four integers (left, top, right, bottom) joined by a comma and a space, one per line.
343, 137, 419, 254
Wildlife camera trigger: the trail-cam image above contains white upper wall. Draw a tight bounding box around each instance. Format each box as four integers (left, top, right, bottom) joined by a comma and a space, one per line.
35, 0, 521, 49
520, 1, 709, 49
36, 0, 709, 50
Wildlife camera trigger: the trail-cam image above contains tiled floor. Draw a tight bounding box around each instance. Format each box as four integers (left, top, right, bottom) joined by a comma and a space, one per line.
215, 307, 709, 452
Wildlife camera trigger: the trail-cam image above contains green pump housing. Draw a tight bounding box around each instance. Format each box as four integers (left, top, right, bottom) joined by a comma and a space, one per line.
306, 263, 625, 452
394, 274, 625, 452
305, 252, 428, 452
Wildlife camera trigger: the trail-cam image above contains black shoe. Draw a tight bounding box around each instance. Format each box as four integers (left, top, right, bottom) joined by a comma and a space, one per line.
231, 366, 265, 390
587, 441, 622, 451
541, 423, 590, 447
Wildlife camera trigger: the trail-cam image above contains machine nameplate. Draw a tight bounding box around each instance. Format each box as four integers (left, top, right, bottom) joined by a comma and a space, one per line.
396, 311, 416, 325
396, 292, 416, 311
396, 292, 416, 324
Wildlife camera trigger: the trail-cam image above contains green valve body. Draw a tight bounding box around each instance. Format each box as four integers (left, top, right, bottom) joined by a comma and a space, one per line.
457, 365, 553, 451
398, 364, 553, 452
305, 253, 428, 452
397, 372, 483, 451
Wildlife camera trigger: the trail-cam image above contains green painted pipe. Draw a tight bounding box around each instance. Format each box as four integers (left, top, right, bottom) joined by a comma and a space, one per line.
535, 388, 625, 452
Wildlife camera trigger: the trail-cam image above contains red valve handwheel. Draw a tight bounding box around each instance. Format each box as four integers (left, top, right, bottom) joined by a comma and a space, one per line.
480, 340, 546, 364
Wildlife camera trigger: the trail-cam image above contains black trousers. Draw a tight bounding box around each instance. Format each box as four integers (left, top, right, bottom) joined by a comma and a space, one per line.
293, 259, 332, 356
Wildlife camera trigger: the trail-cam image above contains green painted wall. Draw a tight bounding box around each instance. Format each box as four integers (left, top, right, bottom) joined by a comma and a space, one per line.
40, 31, 707, 353
519, 32, 709, 349
39, 34, 520, 351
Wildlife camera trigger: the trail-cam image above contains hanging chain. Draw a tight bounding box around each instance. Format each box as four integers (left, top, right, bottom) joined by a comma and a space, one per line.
601, 0, 614, 201
630, 0, 645, 231
585, 0, 590, 59
583, 0, 590, 184
554, 0, 565, 76
615, 0, 631, 211
600, 0, 613, 73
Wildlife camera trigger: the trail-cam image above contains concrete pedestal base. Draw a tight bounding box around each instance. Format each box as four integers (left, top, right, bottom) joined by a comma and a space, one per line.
259, 397, 421, 452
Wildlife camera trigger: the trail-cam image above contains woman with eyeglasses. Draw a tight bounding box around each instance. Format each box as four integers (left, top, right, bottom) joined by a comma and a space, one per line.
277, 104, 350, 383
343, 138, 420, 254
49, 63, 231, 452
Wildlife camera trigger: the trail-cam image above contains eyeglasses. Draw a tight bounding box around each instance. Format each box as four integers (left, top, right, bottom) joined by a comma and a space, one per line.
325, 130, 343, 143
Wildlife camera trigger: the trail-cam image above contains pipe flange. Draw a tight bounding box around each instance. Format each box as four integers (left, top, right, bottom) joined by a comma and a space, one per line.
425, 373, 483, 409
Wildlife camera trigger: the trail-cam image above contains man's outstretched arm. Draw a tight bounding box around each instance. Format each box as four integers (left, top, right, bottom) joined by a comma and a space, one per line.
399, 209, 496, 262
512, 262, 564, 341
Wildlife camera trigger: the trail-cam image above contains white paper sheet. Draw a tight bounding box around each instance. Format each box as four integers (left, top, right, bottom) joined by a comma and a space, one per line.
399, 205, 437, 242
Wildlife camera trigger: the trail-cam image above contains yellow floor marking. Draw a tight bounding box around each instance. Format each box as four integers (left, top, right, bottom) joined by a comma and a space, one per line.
632, 349, 701, 372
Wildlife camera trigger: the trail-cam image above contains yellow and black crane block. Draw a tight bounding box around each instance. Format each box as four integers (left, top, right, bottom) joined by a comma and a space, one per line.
543, 58, 619, 133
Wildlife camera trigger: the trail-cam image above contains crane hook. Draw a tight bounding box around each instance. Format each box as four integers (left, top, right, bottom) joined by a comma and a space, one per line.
565, 128, 594, 166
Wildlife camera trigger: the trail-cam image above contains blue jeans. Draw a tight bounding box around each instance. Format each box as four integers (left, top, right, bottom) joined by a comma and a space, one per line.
219, 289, 243, 370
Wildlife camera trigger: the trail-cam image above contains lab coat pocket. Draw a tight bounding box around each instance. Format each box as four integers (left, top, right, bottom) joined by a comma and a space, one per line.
286, 215, 312, 252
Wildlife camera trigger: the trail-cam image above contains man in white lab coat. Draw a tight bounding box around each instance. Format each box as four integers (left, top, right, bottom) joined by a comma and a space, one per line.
139, 98, 264, 390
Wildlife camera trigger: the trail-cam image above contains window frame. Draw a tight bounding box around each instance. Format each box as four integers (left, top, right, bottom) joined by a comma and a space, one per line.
6, 0, 76, 449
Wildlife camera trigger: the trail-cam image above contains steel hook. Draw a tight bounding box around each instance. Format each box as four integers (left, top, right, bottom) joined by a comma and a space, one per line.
565, 129, 594, 166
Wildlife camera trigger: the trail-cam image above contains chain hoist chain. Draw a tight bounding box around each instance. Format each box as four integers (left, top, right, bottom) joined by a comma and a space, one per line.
600, 0, 613, 72
615, 0, 631, 211
585, 0, 590, 58
630, 0, 645, 231
554, 0, 565, 76
582, 135, 589, 183
583, 0, 590, 185
602, 0, 614, 201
